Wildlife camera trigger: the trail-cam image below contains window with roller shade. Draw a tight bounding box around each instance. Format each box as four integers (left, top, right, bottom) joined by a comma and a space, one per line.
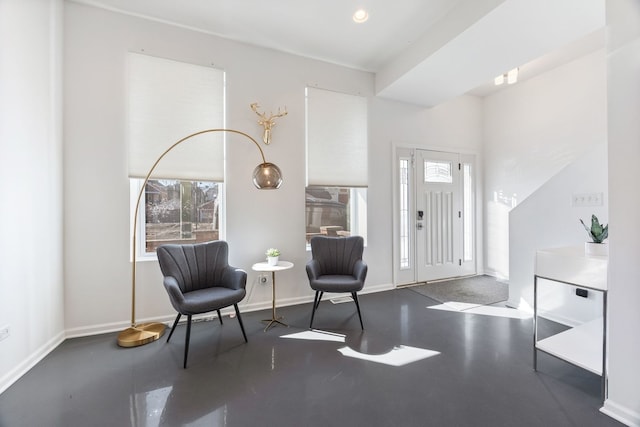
305, 87, 367, 245
128, 53, 225, 255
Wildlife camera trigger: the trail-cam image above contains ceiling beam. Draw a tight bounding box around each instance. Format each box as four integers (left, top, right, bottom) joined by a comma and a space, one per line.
376, 0, 605, 107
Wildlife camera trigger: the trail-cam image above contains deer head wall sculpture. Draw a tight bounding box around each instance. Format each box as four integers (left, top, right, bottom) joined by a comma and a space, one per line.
250, 102, 288, 145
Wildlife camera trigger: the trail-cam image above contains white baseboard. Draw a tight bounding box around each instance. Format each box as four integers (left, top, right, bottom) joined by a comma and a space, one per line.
240, 283, 396, 317
2, 282, 397, 395
364, 283, 396, 293
0, 331, 65, 395
506, 298, 582, 327
481, 269, 509, 282
35, 284, 398, 340
64, 311, 237, 339
505, 298, 520, 309
601, 399, 640, 427
535, 309, 583, 328
65, 315, 174, 339
63, 282, 396, 339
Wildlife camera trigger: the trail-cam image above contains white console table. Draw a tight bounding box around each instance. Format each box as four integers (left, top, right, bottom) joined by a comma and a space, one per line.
533, 246, 608, 400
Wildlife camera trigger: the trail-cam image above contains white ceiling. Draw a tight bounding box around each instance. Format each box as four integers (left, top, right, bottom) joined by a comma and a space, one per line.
76, 0, 606, 107
78, 0, 464, 72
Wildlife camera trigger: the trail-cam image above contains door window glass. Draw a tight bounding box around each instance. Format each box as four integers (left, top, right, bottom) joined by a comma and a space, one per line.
424, 161, 452, 183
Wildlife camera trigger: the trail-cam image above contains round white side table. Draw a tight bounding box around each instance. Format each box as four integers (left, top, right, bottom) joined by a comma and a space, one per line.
251, 261, 294, 331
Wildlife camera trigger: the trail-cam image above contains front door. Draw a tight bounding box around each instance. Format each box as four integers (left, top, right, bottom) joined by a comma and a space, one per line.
393, 148, 476, 285
416, 149, 476, 282
416, 150, 461, 281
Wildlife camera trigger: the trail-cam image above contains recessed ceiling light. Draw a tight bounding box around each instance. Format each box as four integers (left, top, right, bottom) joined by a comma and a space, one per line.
353, 9, 369, 23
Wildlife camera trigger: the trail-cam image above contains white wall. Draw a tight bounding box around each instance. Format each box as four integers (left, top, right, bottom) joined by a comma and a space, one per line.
0, 0, 65, 393
483, 48, 607, 279
602, 0, 640, 425
508, 144, 608, 322
63, 3, 482, 335
63, 3, 371, 333
371, 95, 484, 283
59, 4, 640, 426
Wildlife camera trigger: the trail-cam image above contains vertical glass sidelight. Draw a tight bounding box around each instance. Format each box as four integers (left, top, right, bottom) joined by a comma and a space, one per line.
399, 158, 410, 269
463, 163, 473, 261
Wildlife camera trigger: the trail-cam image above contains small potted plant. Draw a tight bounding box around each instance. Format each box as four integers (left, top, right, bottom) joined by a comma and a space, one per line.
580, 214, 608, 256
265, 248, 280, 266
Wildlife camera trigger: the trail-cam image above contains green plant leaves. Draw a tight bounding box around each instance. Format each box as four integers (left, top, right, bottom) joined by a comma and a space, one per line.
580, 214, 608, 243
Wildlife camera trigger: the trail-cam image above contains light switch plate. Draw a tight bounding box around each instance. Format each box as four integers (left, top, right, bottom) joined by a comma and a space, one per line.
572, 192, 603, 207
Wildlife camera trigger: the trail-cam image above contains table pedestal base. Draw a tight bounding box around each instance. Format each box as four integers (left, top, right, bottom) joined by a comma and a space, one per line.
262, 317, 288, 332
251, 261, 294, 333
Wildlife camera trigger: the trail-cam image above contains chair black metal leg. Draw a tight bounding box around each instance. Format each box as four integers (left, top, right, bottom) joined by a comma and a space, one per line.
310, 291, 322, 329
316, 292, 324, 310
167, 313, 181, 343
234, 304, 248, 343
217, 309, 223, 325
352, 292, 364, 330
183, 315, 192, 369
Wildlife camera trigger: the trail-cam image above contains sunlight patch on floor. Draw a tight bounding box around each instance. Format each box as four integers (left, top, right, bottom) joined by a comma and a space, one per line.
280, 331, 440, 367
280, 329, 346, 343
428, 302, 532, 319
337, 345, 440, 367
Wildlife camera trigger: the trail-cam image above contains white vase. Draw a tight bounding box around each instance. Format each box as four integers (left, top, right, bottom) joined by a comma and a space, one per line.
267, 256, 279, 266
585, 242, 608, 257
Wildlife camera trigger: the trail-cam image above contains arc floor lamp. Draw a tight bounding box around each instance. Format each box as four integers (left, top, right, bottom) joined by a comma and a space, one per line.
117, 128, 282, 347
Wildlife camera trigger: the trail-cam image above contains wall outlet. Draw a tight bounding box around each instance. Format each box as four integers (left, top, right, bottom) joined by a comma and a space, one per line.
0, 325, 9, 342
259, 274, 269, 284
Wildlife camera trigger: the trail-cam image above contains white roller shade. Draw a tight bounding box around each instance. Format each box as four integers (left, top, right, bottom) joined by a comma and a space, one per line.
128, 53, 225, 181
306, 87, 368, 187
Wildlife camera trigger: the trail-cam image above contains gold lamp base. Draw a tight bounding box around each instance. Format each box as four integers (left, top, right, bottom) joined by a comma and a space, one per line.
117, 322, 166, 348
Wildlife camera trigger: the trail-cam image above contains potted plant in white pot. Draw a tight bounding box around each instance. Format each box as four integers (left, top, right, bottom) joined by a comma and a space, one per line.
580, 214, 608, 256
265, 248, 280, 266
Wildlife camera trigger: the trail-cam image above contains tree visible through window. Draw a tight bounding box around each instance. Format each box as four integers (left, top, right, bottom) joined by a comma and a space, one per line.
305, 186, 367, 244
305, 87, 368, 246
128, 53, 225, 257
143, 180, 221, 253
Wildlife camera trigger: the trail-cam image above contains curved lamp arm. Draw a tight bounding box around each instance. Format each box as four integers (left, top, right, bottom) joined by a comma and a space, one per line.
118, 128, 282, 347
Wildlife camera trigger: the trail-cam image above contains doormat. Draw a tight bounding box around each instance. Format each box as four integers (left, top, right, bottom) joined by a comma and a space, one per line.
407, 275, 508, 306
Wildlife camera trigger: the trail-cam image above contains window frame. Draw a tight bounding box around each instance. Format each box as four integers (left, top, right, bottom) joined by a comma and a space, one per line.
131, 178, 225, 260
127, 54, 227, 260
305, 87, 369, 248
304, 185, 367, 249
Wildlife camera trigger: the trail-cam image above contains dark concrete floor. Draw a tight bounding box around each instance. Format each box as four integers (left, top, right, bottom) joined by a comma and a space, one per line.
0, 288, 622, 427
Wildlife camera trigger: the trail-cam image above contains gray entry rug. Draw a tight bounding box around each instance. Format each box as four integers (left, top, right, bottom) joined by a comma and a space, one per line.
408, 275, 508, 305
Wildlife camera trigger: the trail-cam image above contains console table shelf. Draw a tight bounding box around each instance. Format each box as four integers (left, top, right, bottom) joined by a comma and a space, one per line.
536, 317, 603, 375
533, 246, 607, 400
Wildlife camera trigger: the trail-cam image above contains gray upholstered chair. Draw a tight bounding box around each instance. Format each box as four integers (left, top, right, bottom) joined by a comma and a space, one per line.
306, 236, 367, 329
157, 241, 248, 368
